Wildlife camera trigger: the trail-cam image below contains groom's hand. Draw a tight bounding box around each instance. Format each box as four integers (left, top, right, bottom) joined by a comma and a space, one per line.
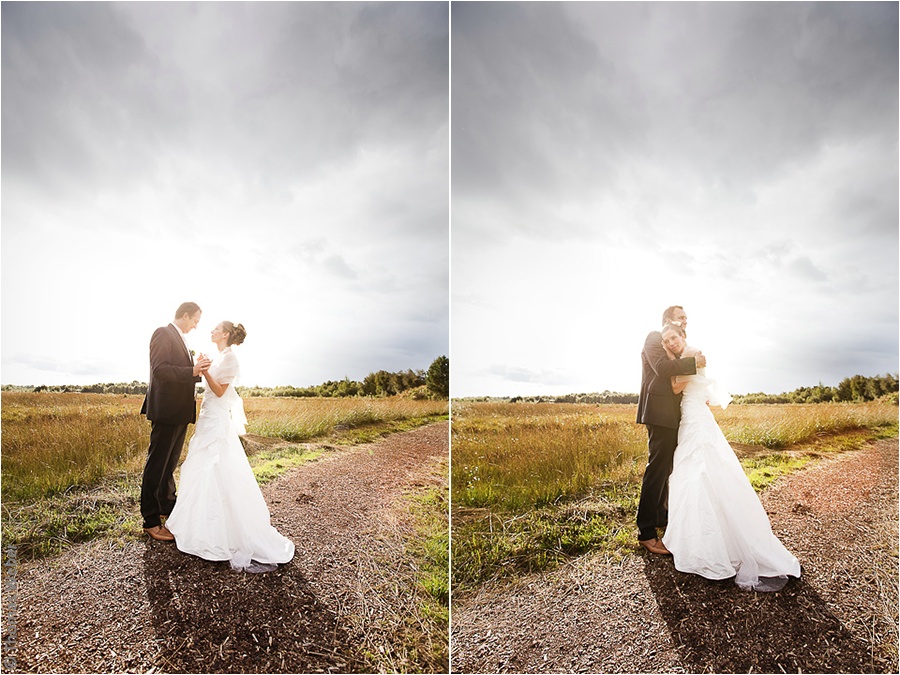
193, 356, 212, 376
695, 352, 707, 368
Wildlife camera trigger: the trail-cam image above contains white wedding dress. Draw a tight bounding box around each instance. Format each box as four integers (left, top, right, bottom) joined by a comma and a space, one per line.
662, 370, 801, 591
166, 347, 295, 572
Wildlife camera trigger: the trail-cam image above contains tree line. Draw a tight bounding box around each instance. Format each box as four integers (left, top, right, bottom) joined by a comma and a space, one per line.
3, 355, 451, 400
506, 391, 640, 404
730, 373, 898, 404
4, 367, 894, 405
459, 372, 899, 405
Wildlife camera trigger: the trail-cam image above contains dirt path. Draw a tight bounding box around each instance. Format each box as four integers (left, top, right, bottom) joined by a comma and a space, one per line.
2, 422, 448, 674
451, 438, 899, 674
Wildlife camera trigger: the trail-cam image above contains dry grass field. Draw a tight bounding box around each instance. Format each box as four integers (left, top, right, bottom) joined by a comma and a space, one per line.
451, 400, 898, 589
0, 391, 448, 558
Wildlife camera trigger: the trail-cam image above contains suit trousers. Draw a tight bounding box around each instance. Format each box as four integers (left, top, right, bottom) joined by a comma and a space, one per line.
140, 422, 188, 529
636, 423, 679, 541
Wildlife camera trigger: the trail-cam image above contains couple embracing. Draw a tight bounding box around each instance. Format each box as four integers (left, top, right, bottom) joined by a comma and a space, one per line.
140, 302, 294, 573
636, 305, 800, 592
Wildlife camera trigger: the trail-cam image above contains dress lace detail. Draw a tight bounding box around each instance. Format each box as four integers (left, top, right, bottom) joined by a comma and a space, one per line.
662, 373, 800, 591
166, 348, 294, 572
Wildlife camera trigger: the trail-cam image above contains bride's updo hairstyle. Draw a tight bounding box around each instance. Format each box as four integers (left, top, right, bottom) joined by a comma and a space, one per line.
221, 321, 247, 346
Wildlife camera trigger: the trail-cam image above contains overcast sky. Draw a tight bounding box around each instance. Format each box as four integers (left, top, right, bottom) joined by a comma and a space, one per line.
452, 1, 898, 397
2, 2, 448, 387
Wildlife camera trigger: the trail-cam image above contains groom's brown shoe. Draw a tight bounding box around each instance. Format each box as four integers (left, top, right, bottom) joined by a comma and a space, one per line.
639, 537, 671, 555
144, 525, 175, 542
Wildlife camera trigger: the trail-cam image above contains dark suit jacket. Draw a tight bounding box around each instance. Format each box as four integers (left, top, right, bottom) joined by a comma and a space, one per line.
636, 330, 698, 429
140, 324, 201, 425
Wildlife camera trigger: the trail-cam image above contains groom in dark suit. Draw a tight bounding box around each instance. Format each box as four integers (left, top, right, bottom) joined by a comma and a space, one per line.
140, 302, 211, 542
636, 305, 706, 555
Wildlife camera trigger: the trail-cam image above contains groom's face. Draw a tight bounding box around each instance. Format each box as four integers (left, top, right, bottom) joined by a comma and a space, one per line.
670, 308, 688, 327
185, 310, 202, 333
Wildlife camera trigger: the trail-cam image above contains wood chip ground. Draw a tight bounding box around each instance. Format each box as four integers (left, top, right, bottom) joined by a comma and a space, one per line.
1, 422, 448, 674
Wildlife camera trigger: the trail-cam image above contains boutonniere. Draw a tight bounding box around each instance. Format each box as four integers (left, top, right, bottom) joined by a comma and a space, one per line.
190, 349, 196, 357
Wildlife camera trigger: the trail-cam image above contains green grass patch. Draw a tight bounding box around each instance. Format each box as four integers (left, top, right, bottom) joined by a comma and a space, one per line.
399, 476, 450, 673
742, 453, 816, 491
250, 413, 449, 485
2, 473, 143, 559
874, 420, 900, 439
405, 483, 450, 608
741, 425, 897, 490
452, 483, 639, 591
252, 447, 325, 483
354, 456, 449, 674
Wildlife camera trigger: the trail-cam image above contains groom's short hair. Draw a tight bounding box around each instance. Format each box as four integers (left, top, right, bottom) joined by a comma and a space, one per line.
662, 305, 684, 325
175, 302, 201, 319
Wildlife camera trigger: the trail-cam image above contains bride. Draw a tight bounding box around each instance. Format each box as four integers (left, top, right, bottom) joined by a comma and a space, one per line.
658, 322, 800, 592
166, 321, 295, 572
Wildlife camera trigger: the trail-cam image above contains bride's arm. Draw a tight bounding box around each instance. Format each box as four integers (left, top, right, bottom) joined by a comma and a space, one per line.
670, 344, 701, 394
661, 344, 688, 394
202, 370, 230, 398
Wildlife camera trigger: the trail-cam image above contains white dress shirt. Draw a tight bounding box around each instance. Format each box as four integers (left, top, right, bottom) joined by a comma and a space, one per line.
170, 322, 193, 361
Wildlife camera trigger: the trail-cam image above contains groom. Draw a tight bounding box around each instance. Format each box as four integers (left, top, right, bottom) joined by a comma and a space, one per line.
140, 302, 211, 542
636, 305, 706, 555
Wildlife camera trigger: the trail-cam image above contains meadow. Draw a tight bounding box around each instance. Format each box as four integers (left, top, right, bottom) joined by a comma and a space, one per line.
1, 392, 448, 557
451, 399, 898, 590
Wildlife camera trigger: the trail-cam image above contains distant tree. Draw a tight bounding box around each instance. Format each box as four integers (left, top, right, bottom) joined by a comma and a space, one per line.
849, 374, 867, 401
425, 355, 449, 398
835, 377, 854, 402
335, 377, 360, 397
360, 373, 378, 396
398, 369, 426, 391
373, 370, 396, 396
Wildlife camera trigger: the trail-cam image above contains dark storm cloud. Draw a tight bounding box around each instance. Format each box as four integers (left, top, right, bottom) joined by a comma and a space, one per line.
452, 2, 898, 242
2, 1, 449, 230
187, 1, 448, 192
1, 2, 170, 197
452, 2, 633, 238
